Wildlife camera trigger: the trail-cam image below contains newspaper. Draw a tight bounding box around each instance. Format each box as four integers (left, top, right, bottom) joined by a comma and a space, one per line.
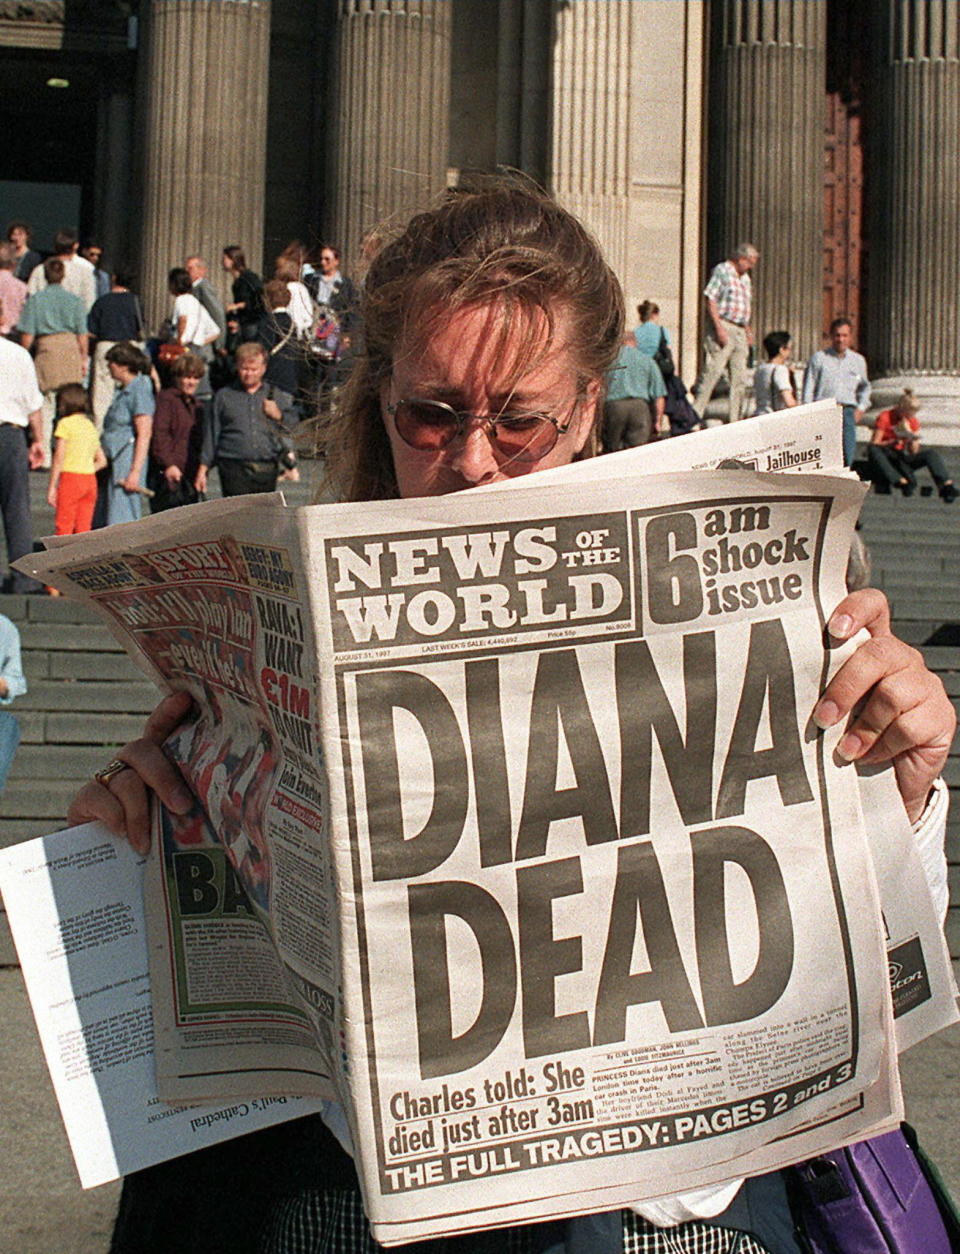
5, 404, 956, 1242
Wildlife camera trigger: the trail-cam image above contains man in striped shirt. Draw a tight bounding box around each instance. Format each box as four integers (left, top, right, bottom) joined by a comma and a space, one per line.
693, 243, 759, 424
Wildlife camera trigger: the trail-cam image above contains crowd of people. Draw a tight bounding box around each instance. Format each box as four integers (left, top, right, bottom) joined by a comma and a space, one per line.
618, 244, 956, 504
0, 224, 361, 593
2, 216, 955, 595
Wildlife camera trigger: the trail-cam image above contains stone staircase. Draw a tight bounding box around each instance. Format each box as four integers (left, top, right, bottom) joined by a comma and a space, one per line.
0, 463, 321, 851
0, 451, 957, 949
0, 592, 155, 845
857, 448, 960, 955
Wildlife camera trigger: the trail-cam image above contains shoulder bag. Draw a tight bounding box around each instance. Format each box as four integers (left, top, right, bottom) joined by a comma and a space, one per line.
653, 327, 675, 378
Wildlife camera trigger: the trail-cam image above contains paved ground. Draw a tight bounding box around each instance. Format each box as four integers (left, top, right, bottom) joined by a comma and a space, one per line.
0, 971, 120, 1254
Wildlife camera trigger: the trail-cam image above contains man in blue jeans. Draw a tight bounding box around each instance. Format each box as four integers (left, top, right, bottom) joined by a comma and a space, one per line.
0, 613, 26, 790
801, 318, 871, 467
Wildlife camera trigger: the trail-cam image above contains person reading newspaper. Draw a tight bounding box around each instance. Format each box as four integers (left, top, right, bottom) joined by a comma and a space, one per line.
68, 183, 954, 1254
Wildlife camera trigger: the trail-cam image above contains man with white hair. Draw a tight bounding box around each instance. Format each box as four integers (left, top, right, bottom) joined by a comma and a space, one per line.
185, 254, 227, 352
694, 242, 759, 423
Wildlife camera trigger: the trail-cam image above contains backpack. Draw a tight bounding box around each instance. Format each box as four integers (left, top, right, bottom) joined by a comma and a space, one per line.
663, 372, 700, 435
788, 1125, 960, 1253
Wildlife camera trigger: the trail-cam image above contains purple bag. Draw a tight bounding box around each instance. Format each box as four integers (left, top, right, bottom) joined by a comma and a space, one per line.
790, 1127, 956, 1253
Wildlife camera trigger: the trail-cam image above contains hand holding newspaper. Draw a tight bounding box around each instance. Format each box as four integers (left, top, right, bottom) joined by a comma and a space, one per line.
1, 404, 955, 1244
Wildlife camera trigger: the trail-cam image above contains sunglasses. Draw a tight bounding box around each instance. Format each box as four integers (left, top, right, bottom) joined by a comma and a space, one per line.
388, 397, 576, 463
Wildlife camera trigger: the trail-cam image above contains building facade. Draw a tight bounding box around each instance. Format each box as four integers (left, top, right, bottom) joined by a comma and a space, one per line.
1, 0, 957, 382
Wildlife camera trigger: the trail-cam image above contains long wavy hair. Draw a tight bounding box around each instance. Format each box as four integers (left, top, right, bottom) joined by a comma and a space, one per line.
318, 178, 624, 503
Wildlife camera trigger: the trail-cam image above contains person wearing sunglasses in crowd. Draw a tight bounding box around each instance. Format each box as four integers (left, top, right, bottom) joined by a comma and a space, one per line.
68, 182, 954, 1254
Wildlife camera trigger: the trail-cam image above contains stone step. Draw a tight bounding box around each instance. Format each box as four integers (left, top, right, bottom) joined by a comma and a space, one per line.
35, 712, 148, 745
870, 548, 960, 566
13, 744, 123, 780
868, 529, 960, 541
24, 651, 146, 683
882, 597, 960, 619
872, 572, 960, 593
872, 566, 960, 582
14, 680, 157, 714
862, 517, 960, 534
945, 825, 960, 865
5, 710, 148, 746
894, 622, 959, 646
17, 623, 123, 652
862, 530, 960, 546
921, 647, 960, 670
870, 554, 958, 570
861, 525, 959, 545
0, 818, 71, 848
0, 593, 101, 625
0, 777, 83, 820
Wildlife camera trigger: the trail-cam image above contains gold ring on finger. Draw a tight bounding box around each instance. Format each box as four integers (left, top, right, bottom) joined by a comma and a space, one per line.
94, 758, 130, 788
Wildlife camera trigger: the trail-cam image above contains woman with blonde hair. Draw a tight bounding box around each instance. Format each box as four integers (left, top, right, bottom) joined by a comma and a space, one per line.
868, 387, 957, 501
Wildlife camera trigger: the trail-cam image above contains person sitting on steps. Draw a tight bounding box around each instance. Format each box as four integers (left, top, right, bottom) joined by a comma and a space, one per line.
867, 388, 957, 502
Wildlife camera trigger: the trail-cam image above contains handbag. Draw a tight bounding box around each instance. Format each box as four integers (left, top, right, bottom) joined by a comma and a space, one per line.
653, 327, 675, 378
788, 1124, 960, 1253
157, 342, 186, 367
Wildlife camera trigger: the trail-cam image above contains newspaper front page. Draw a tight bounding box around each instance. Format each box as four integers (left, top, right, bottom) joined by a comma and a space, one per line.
307, 468, 901, 1239
11, 405, 954, 1240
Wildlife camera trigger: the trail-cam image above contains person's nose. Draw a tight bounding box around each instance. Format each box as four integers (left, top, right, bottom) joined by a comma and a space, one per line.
446, 418, 502, 483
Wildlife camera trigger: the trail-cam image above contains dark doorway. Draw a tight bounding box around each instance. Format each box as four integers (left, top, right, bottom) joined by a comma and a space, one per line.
0, 49, 100, 246
823, 0, 870, 347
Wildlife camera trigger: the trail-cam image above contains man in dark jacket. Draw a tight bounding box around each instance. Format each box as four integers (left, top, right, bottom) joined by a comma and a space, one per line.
87, 270, 144, 426
197, 342, 296, 497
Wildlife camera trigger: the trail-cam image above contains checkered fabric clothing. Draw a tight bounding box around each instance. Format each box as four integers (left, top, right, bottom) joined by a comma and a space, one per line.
623, 1212, 770, 1254
260, 1188, 543, 1253
703, 261, 752, 327
258, 1190, 772, 1254
260, 1188, 378, 1254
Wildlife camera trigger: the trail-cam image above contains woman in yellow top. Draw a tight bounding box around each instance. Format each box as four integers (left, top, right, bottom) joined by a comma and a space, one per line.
47, 382, 107, 535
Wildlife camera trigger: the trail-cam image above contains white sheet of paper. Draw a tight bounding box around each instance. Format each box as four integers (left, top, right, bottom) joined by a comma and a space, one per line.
0, 822, 326, 1188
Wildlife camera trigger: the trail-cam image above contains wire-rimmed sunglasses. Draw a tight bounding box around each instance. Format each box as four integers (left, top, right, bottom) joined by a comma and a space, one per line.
387, 397, 576, 463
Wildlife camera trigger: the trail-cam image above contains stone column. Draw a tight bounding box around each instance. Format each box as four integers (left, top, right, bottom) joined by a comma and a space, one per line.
868, 3, 960, 374
496, 0, 551, 184
95, 84, 135, 273
707, 1, 826, 360
329, 1, 451, 268
549, 1, 705, 382
138, 0, 271, 328
549, 0, 635, 285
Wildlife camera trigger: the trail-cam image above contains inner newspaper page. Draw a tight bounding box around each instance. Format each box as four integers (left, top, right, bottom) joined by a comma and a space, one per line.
21, 498, 342, 1103
303, 468, 899, 1240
